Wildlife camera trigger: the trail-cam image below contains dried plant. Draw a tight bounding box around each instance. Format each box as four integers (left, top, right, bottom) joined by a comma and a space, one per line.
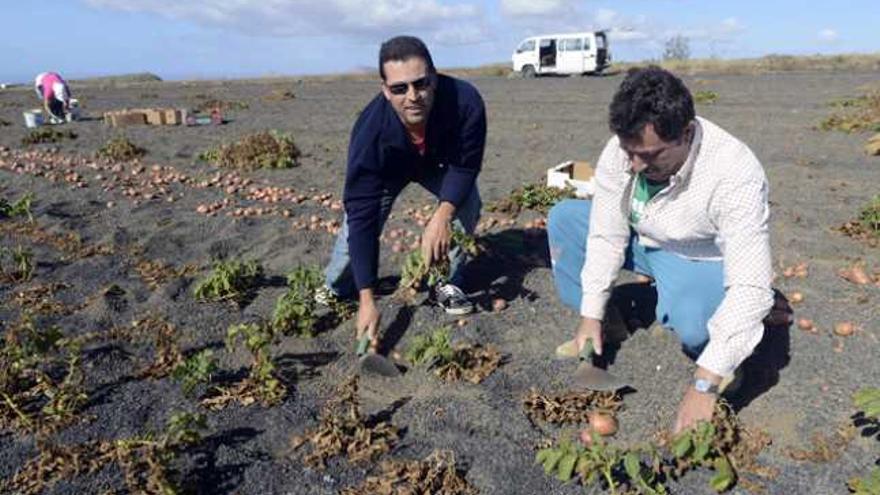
1, 411, 206, 495
199, 130, 301, 170
523, 388, 624, 424
137, 317, 185, 379
97, 134, 147, 161
340, 450, 478, 495
291, 375, 399, 468
21, 128, 77, 145
135, 259, 198, 290
694, 90, 720, 104
0, 244, 35, 282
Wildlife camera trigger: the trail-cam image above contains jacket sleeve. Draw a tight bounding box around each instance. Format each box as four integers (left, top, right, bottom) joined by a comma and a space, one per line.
343, 120, 385, 291
438, 91, 486, 207
579, 138, 631, 320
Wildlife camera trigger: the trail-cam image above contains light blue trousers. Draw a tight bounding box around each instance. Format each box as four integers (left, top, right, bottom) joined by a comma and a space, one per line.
547, 199, 725, 358
324, 173, 482, 299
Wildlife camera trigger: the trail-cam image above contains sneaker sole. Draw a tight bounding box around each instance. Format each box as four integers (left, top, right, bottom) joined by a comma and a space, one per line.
443, 306, 474, 316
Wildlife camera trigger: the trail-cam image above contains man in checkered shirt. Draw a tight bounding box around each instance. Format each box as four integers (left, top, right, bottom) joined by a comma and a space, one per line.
547, 66, 779, 433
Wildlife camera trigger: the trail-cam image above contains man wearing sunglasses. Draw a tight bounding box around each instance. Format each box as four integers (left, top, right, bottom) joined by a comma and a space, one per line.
547, 66, 779, 434
320, 36, 487, 351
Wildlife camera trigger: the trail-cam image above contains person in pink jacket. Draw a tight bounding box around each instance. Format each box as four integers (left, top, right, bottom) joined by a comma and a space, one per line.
34, 72, 72, 122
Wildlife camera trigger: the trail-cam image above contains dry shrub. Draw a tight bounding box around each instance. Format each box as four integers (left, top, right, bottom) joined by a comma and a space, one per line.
97, 135, 146, 161
436, 344, 502, 384
340, 450, 479, 495
135, 259, 198, 290
199, 131, 301, 170
21, 128, 77, 146
693, 90, 719, 104
836, 195, 880, 247
291, 375, 399, 468
11, 283, 72, 316
263, 88, 297, 101
487, 182, 576, 216
522, 388, 624, 424
193, 98, 249, 112
819, 90, 880, 133
785, 423, 857, 463
0, 222, 113, 260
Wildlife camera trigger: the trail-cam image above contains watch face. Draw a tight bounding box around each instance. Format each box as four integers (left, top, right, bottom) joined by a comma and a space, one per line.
695, 379, 713, 393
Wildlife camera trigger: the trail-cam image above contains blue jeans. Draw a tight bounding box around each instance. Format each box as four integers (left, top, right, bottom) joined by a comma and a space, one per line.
547, 199, 725, 358
324, 173, 482, 299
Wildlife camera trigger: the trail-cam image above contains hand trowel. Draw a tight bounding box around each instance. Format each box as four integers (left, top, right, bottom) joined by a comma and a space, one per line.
356, 334, 401, 377
571, 341, 629, 392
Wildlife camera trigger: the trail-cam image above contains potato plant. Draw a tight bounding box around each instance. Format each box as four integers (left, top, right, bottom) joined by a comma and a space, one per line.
172, 349, 217, 397
223, 323, 285, 406
199, 130, 301, 170
405, 326, 502, 384
0, 192, 34, 221
0, 245, 35, 283
193, 258, 263, 304
849, 388, 880, 495
488, 182, 577, 215
97, 135, 146, 161
272, 266, 323, 337
694, 90, 719, 104
21, 128, 77, 145
396, 230, 479, 301
405, 326, 455, 367
859, 195, 880, 237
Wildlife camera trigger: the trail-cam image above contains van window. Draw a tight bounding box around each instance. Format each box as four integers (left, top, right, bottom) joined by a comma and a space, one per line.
560, 38, 582, 51
517, 40, 535, 53
596, 34, 606, 49
539, 39, 553, 48
583, 37, 591, 51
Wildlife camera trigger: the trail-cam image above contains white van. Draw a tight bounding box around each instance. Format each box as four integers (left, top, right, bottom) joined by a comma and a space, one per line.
512, 31, 610, 77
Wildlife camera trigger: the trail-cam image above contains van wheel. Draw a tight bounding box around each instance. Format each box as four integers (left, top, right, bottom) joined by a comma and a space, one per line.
522, 65, 536, 78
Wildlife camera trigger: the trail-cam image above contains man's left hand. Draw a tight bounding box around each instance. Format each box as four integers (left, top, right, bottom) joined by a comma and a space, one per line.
421, 202, 455, 265
673, 387, 718, 434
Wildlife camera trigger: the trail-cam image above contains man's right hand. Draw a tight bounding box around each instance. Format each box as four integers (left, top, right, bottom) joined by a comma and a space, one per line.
356, 289, 380, 352
574, 317, 603, 356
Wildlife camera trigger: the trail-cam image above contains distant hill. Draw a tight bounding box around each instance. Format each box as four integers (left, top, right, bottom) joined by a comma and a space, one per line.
72, 72, 163, 85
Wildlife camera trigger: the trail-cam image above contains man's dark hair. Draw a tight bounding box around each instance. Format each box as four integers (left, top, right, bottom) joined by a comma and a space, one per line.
609, 65, 695, 141
378, 36, 436, 80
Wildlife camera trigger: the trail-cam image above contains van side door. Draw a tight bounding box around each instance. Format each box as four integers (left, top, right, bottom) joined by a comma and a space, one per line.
557, 37, 584, 74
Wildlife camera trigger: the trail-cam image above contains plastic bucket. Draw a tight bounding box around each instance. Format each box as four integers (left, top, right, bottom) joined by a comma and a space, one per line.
67, 98, 82, 122
23, 109, 44, 128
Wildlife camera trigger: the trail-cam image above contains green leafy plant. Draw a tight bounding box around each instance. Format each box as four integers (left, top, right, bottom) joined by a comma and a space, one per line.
536, 434, 665, 494
849, 468, 880, 495
694, 90, 719, 104
199, 130, 301, 170
204, 323, 286, 407
405, 326, 502, 384
171, 349, 217, 397
193, 258, 263, 304
858, 195, 880, 237
488, 182, 577, 215
396, 230, 479, 301
0, 245, 35, 283
21, 128, 77, 145
97, 135, 147, 161
272, 266, 323, 337
0, 192, 35, 221
405, 326, 455, 367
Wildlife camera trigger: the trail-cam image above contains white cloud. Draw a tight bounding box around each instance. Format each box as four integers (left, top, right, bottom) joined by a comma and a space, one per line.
818, 28, 839, 42
84, 0, 483, 44
500, 0, 569, 17
719, 17, 745, 35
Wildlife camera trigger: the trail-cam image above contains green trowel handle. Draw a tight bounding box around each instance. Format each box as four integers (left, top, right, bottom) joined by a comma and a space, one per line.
580, 340, 595, 361
356, 334, 371, 356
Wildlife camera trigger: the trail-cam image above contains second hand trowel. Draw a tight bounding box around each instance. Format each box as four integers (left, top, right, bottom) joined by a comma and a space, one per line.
571, 341, 629, 392
356, 334, 401, 377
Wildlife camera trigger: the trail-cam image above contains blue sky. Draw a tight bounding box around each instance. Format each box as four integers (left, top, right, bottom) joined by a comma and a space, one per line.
1, 0, 878, 82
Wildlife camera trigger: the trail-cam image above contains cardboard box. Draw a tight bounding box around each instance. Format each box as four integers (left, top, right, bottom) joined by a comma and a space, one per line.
104, 111, 147, 127
143, 108, 165, 125
546, 160, 595, 198
163, 108, 182, 125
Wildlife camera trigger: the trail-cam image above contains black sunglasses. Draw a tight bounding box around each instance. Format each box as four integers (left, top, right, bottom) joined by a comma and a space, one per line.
386, 75, 432, 96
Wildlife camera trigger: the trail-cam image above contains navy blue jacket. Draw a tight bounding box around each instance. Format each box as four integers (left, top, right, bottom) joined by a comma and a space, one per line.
343, 74, 487, 290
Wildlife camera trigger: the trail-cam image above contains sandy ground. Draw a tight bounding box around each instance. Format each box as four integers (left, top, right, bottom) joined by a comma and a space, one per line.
0, 70, 878, 494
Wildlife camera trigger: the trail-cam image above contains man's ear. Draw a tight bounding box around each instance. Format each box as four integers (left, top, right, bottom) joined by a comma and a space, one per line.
381, 83, 392, 101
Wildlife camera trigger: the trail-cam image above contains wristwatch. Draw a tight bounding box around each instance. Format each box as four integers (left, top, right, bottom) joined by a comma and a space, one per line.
693, 378, 719, 395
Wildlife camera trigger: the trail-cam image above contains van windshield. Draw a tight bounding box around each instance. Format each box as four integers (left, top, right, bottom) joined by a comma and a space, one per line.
517, 40, 535, 53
